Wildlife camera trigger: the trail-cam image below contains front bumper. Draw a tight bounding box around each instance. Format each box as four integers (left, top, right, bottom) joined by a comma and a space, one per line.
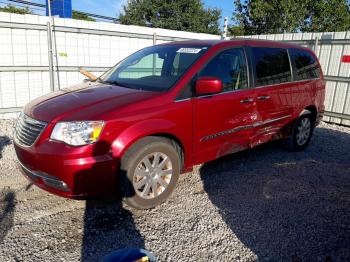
18, 160, 70, 192
14, 141, 119, 199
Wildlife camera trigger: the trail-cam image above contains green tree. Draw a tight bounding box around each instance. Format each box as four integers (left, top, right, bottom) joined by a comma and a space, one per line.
306, 0, 350, 32
119, 0, 221, 35
232, 0, 311, 35
231, 0, 350, 36
228, 25, 245, 37
0, 4, 33, 14
72, 11, 96, 22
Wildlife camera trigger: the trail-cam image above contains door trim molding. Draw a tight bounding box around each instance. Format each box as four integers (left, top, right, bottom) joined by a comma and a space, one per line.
200, 115, 291, 142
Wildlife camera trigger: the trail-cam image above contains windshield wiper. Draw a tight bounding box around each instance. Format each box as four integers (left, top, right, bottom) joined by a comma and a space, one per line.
94, 77, 105, 83
95, 78, 142, 90
101, 80, 132, 89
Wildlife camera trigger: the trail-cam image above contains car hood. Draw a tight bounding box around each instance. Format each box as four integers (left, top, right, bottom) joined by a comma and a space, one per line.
24, 82, 158, 122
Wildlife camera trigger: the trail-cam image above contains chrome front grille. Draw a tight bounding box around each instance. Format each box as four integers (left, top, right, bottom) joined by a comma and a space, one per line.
15, 114, 47, 147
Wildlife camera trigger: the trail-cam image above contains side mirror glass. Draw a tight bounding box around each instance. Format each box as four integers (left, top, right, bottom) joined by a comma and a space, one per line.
195, 77, 223, 96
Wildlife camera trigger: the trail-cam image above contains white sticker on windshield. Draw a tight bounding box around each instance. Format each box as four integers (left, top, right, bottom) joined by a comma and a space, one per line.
176, 48, 202, 54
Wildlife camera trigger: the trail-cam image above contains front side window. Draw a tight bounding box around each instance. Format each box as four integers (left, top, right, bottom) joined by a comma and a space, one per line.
198, 48, 248, 91
290, 48, 320, 80
100, 45, 209, 91
252, 47, 292, 86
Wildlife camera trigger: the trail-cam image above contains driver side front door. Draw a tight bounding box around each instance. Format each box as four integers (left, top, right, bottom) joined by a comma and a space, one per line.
193, 47, 261, 164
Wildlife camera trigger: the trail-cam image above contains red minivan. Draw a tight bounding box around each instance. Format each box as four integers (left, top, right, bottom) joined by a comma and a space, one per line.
14, 39, 325, 209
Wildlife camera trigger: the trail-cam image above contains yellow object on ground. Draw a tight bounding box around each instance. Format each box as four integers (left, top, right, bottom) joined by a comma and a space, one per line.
134, 256, 149, 262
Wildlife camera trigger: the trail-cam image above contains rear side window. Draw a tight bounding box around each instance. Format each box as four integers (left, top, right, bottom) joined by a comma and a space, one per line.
252, 47, 292, 86
290, 48, 321, 80
198, 48, 248, 91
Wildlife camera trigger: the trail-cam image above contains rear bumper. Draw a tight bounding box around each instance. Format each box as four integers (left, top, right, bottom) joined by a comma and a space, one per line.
14, 141, 119, 199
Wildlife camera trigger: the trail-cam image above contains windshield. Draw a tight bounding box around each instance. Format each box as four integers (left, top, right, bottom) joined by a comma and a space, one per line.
99, 44, 209, 91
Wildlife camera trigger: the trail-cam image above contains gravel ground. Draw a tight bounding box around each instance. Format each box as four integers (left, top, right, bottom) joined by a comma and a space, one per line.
0, 120, 349, 262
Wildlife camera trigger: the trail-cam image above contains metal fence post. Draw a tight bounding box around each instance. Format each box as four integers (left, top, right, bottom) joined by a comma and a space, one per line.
51, 18, 61, 91
46, 22, 55, 92
314, 36, 319, 53
152, 32, 157, 75
153, 32, 157, 45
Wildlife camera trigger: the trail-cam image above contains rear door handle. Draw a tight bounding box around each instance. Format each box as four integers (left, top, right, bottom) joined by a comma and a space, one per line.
257, 95, 271, 101
240, 98, 254, 104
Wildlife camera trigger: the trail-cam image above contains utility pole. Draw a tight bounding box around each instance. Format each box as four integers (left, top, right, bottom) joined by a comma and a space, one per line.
222, 17, 228, 39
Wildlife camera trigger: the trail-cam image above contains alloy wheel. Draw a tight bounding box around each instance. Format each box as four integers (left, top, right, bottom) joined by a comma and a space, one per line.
133, 152, 173, 199
296, 117, 311, 146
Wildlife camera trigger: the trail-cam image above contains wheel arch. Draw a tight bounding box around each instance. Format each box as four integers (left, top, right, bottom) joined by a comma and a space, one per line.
110, 120, 189, 171
283, 105, 318, 138
301, 105, 317, 125
151, 133, 185, 168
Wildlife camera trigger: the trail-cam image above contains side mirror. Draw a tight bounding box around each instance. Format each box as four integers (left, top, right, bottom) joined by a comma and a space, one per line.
195, 77, 223, 96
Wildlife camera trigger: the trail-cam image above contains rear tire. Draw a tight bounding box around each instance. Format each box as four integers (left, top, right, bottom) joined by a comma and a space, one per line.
120, 137, 180, 209
284, 114, 314, 151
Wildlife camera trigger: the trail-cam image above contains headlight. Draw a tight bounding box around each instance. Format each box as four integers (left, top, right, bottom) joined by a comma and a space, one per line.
50, 121, 104, 146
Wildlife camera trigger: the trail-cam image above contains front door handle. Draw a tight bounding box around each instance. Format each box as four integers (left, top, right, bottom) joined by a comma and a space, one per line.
240, 98, 254, 104
257, 95, 271, 101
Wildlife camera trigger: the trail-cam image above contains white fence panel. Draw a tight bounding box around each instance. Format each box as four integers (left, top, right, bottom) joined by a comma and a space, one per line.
2, 12, 349, 126
0, 12, 220, 118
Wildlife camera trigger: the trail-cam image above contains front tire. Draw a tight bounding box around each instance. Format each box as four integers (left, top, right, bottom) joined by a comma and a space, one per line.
120, 137, 180, 209
285, 114, 314, 151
